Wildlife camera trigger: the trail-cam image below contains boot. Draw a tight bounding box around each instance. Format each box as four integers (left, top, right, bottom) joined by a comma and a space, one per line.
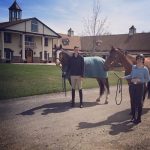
79, 89, 83, 108
129, 99, 134, 115
136, 105, 142, 124
71, 89, 75, 107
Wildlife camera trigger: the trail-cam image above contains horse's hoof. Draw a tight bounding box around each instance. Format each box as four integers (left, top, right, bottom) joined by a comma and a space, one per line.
104, 101, 108, 104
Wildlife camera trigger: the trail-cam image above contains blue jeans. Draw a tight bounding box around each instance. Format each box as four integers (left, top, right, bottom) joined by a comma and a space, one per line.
129, 83, 144, 121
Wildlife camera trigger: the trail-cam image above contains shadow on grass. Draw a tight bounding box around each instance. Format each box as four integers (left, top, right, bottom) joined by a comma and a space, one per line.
19, 101, 98, 115
77, 108, 150, 135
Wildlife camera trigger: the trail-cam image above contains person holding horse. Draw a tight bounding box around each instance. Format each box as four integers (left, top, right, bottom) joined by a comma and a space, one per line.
63, 46, 84, 108
121, 54, 150, 124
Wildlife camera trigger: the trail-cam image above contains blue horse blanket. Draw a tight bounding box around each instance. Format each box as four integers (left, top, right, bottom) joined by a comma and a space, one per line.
84, 56, 108, 78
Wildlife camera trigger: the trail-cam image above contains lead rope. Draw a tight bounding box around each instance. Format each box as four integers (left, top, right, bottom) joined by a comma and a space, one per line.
114, 73, 123, 105
62, 73, 67, 96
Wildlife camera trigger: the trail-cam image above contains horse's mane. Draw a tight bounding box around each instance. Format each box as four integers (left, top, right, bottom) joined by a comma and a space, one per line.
111, 47, 132, 74
118, 48, 150, 72
118, 48, 136, 64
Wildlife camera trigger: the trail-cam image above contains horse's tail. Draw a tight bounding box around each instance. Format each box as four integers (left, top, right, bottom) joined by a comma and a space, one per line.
147, 81, 150, 99
144, 81, 150, 100
105, 78, 110, 94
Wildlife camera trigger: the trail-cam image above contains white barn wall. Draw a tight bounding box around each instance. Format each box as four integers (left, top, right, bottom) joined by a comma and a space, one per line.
4, 33, 21, 56
6, 22, 26, 32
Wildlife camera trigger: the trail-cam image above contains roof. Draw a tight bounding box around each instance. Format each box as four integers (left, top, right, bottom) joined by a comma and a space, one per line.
58, 33, 81, 50
9, 1, 22, 11
0, 18, 30, 29
0, 17, 61, 38
80, 33, 150, 51
54, 32, 150, 53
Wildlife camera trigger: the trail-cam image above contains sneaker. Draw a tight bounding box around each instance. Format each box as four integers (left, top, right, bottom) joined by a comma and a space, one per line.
80, 104, 83, 108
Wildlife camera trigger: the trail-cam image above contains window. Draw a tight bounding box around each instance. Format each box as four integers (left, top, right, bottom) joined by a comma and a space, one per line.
44, 51, 47, 60
39, 51, 48, 60
4, 48, 13, 61
4, 32, 11, 43
39, 52, 42, 59
25, 36, 34, 42
25, 36, 34, 47
62, 38, 69, 46
31, 19, 38, 32
45, 38, 48, 46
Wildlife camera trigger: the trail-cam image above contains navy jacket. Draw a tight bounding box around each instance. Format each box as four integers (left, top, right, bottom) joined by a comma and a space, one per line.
68, 53, 84, 77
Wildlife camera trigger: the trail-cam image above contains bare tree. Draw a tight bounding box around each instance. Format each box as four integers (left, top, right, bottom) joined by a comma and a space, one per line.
82, 0, 109, 55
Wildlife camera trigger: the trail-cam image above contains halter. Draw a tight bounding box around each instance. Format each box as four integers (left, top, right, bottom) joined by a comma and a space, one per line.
56, 50, 62, 61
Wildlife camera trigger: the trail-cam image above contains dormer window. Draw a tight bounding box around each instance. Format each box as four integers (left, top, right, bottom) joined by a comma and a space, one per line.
62, 38, 70, 46
31, 19, 38, 32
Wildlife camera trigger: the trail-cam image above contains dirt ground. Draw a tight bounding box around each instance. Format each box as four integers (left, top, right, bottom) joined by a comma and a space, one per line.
0, 85, 150, 150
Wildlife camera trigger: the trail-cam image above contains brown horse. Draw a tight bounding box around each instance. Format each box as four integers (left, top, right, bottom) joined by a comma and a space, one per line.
104, 47, 150, 98
54, 45, 110, 104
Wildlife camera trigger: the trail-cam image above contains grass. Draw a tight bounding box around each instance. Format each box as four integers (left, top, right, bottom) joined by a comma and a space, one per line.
0, 64, 126, 100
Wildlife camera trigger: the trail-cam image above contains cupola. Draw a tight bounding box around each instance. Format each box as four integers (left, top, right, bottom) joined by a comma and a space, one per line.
9, 0, 22, 22
129, 25, 136, 36
68, 28, 74, 36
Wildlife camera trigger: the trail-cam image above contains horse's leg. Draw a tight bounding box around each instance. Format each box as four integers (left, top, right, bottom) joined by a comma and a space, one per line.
96, 78, 105, 103
104, 78, 110, 104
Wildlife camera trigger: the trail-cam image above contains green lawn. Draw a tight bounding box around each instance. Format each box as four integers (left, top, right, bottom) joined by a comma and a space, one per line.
0, 64, 126, 100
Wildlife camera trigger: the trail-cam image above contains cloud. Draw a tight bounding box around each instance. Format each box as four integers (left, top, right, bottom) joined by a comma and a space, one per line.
1, 0, 150, 35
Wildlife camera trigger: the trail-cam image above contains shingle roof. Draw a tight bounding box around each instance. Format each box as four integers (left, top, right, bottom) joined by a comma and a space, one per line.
0, 18, 30, 29
59, 33, 81, 50
0, 18, 61, 38
80, 33, 150, 52
56, 32, 150, 54
9, 1, 22, 11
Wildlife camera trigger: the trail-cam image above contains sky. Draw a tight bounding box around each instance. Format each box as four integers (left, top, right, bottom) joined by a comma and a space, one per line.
0, 0, 150, 35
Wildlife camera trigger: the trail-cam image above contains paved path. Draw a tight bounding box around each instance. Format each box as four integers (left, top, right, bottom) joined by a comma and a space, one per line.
0, 85, 150, 150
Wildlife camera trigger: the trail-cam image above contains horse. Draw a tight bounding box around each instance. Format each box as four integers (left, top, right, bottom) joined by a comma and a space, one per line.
104, 47, 150, 99
54, 45, 110, 104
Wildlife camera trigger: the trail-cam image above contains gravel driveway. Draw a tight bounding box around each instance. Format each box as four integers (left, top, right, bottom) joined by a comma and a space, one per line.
0, 85, 150, 150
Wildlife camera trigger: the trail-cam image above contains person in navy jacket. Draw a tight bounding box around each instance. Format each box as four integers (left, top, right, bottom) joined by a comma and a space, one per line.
68, 46, 84, 108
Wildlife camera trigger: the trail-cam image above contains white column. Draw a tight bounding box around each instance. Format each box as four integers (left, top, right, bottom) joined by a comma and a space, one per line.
1, 31, 5, 59
42, 36, 45, 61
22, 34, 25, 61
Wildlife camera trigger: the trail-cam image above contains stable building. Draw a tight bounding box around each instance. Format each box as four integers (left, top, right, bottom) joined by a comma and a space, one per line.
0, 1, 60, 63
54, 26, 150, 58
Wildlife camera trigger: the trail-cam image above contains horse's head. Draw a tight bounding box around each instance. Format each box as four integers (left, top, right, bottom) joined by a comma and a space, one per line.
104, 47, 122, 71
54, 45, 70, 77
53, 44, 62, 63
104, 47, 133, 75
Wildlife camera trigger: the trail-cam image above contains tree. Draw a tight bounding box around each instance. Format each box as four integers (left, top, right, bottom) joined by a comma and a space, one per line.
82, 0, 109, 55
